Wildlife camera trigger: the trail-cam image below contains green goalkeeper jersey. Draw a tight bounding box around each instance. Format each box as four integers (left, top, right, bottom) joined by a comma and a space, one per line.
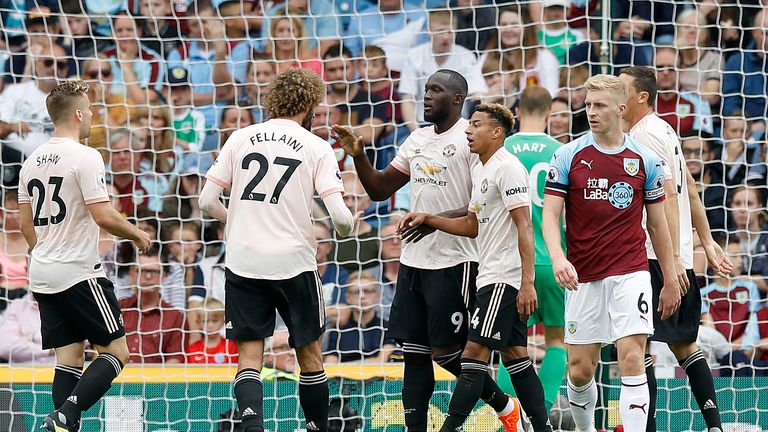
504, 132, 565, 266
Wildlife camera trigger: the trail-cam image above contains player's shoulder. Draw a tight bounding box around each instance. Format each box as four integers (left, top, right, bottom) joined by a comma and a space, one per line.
625, 134, 665, 164
553, 133, 592, 161
633, 114, 678, 144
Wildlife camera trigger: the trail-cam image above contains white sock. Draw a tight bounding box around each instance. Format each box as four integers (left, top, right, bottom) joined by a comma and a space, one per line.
498, 397, 515, 416
567, 377, 597, 432
619, 373, 650, 432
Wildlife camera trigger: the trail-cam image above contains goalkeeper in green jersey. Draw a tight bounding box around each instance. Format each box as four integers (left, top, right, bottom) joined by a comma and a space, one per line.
498, 86, 567, 414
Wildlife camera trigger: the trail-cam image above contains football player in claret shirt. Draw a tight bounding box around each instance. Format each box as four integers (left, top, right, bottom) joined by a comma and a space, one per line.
542, 74, 681, 432
619, 66, 732, 432
333, 70, 522, 432
399, 103, 553, 431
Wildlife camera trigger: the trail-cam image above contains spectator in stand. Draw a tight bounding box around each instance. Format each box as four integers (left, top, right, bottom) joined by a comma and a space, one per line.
701, 238, 762, 345
611, 0, 675, 57
480, 60, 516, 108
137, 0, 181, 58
548, 96, 572, 144
379, 222, 400, 321
557, 65, 589, 135
262, 16, 323, 76
342, 0, 427, 71
324, 272, 395, 363
730, 187, 768, 294
163, 221, 203, 288
361, 44, 405, 155
106, 128, 170, 216
119, 248, 186, 364
0, 42, 65, 187
261, 0, 341, 55
681, 131, 727, 232
166, 67, 207, 154
167, 0, 235, 128
312, 101, 348, 170
60, 3, 105, 66
163, 153, 212, 220
674, 9, 725, 107
189, 222, 226, 305
482, 5, 560, 97
134, 104, 176, 175
84, 56, 132, 152
215, 0, 262, 39
202, 106, 255, 158
537, 0, 585, 64
718, 113, 766, 188
722, 9, 768, 127
0, 291, 54, 363
400, 9, 487, 131
186, 298, 238, 364
105, 12, 165, 104
85, 0, 127, 37
318, 221, 351, 327
452, 0, 496, 54
335, 172, 380, 272
568, 19, 650, 76
741, 305, 768, 373
0, 189, 29, 307
3, 8, 76, 85
654, 46, 714, 136
324, 44, 388, 165
263, 330, 298, 380
240, 53, 276, 123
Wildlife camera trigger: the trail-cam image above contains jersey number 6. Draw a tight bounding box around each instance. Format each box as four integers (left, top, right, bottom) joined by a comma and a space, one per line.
240, 153, 302, 204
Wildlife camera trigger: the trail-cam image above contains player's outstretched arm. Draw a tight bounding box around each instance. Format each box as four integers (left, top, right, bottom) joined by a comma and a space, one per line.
331, 124, 409, 201
398, 206, 467, 243
542, 194, 579, 291
646, 201, 682, 319
397, 211, 479, 239
322, 192, 363, 238
510, 206, 537, 321
87, 202, 151, 253
198, 179, 228, 224
685, 168, 733, 277
18, 203, 37, 251
661, 178, 689, 293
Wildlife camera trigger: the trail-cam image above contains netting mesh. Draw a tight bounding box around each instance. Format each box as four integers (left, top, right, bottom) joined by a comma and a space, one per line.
0, 0, 767, 430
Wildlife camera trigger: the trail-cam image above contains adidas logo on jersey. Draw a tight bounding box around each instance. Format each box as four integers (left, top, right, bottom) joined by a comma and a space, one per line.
703, 399, 717, 410
306, 420, 320, 430
225, 321, 233, 330
492, 332, 501, 340
241, 407, 257, 417
67, 395, 78, 405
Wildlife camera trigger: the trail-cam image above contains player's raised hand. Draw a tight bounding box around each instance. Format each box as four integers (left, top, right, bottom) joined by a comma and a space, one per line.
134, 229, 152, 254
675, 259, 690, 295
331, 124, 364, 157
658, 281, 682, 320
517, 281, 537, 322
552, 256, 579, 291
702, 241, 734, 278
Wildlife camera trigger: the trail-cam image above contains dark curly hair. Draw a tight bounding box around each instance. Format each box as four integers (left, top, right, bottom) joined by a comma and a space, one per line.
475, 103, 515, 136
264, 68, 325, 119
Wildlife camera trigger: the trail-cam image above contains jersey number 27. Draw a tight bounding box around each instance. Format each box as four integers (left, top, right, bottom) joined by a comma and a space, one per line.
240, 152, 302, 204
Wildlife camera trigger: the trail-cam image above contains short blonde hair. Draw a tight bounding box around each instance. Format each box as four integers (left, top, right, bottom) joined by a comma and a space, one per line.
585, 74, 628, 105
203, 297, 225, 319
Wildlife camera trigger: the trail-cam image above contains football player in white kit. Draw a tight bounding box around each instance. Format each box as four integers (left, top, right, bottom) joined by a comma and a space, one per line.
398, 103, 553, 431
619, 66, 733, 432
199, 68, 360, 432
332, 70, 521, 431
17, 80, 151, 432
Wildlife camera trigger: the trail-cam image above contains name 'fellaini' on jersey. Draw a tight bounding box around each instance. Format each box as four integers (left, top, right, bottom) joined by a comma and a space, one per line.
544, 132, 667, 282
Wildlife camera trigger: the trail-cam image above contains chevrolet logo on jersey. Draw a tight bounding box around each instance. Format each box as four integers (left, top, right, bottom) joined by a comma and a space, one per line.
416, 162, 447, 175
469, 201, 486, 213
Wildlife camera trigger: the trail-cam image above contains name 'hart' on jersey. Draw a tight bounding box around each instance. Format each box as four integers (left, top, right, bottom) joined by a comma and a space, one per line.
544, 132, 667, 283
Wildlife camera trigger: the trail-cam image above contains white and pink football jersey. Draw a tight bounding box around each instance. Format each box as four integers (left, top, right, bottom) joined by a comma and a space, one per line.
206, 118, 344, 280
18, 138, 109, 294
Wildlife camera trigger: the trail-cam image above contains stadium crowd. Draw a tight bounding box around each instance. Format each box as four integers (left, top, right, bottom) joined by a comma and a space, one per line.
0, 0, 767, 377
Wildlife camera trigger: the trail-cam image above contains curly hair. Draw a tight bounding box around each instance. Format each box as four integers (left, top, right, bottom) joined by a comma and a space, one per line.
264, 68, 324, 119
475, 103, 515, 136
46, 80, 89, 124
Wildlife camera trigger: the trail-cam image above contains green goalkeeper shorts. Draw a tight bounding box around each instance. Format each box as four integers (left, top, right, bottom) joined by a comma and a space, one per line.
528, 264, 565, 327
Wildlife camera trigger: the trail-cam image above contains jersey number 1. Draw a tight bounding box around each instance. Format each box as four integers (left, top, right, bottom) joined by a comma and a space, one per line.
240, 153, 302, 204
27, 176, 67, 226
